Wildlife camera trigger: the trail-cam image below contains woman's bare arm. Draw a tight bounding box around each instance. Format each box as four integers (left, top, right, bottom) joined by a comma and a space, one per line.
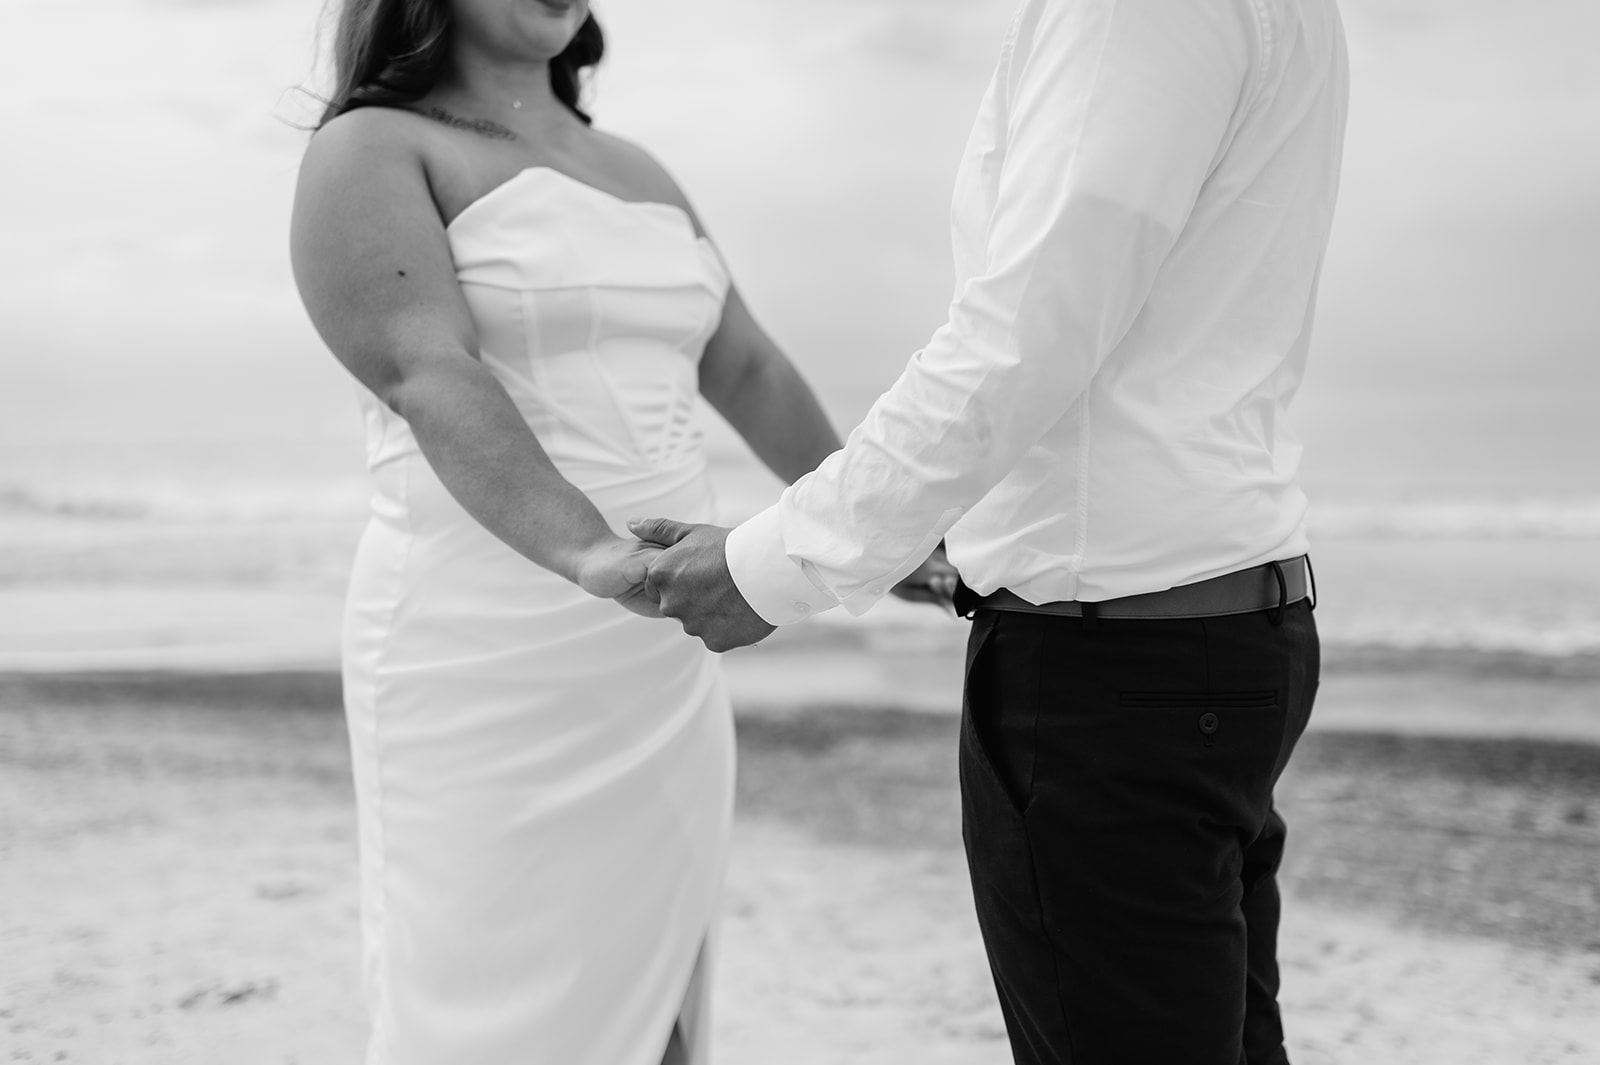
699, 286, 957, 607
697, 283, 843, 485
594, 137, 843, 484
289, 111, 658, 612
603, 139, 956, 613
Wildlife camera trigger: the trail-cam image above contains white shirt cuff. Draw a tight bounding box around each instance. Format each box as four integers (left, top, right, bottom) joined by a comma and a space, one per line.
725, 503, 838, 626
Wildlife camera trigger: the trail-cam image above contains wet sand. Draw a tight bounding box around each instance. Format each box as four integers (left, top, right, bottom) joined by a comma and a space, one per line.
2, 670, 1598, 1063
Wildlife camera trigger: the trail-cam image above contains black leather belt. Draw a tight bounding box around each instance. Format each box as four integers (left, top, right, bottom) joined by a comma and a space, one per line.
958, 556, 1312, 621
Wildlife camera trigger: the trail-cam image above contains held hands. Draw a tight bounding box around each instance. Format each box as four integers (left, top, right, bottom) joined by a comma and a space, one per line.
889, 541, 960, 613
627, 518, 775, 653
571, 536, 666, 619
610, 520, 961, 648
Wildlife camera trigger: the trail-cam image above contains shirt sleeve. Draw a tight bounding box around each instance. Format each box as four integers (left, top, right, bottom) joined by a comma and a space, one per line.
726, 0, 1261, 625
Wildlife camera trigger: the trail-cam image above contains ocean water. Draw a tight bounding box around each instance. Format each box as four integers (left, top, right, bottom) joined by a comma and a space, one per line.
2, 423, 1598, 668
2, 0, 1597, 669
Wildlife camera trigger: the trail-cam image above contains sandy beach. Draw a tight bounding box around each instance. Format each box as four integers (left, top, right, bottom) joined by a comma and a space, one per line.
3, 666, 1597, 1064
2, 1, 1598, 1059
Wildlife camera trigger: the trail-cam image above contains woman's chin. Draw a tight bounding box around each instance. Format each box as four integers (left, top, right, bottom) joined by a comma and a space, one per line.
514, 3, 585, 51
524, 0, 585, 30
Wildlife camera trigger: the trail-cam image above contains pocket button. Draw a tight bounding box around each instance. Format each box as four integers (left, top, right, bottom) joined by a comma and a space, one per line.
1198, 712, 1220, 735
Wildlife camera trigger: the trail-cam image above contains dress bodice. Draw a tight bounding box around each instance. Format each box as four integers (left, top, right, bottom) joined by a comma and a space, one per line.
359, 166, 730, 503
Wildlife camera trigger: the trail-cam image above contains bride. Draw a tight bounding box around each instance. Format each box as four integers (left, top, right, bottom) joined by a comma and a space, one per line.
289, 1, 947, 1061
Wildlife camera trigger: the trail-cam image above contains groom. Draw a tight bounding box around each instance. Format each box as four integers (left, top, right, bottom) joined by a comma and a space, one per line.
633, 0, 1348, 1061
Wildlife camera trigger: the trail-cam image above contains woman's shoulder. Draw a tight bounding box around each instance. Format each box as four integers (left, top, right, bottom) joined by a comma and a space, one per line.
305, 105, 436, 168
294, 106, 453, 231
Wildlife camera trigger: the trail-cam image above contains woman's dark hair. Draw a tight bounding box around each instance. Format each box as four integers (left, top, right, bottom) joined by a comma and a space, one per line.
316, 1, 604, 128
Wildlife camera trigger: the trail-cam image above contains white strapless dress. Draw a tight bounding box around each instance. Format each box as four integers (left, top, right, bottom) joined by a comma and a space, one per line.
340, 167, 735, 1065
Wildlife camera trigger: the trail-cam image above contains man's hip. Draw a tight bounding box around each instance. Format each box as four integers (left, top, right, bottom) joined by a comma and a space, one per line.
958, 599, 1319, 1064
954, 555, 1313, 623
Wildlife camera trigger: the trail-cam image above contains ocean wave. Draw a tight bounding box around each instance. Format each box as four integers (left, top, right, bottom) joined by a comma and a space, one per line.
0, 487, 149, 521
1313, 615, 1600, 662
823, 597, 1600, 663
0, 482, 370, 523
1310, 499, 1600, 539
7, 478, 1598, 540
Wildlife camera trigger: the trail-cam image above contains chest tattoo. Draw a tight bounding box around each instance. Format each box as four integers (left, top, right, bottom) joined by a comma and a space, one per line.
424, 106, 518, 142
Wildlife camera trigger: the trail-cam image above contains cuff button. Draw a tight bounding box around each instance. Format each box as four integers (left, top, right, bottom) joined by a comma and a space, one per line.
792, 602, 811, 615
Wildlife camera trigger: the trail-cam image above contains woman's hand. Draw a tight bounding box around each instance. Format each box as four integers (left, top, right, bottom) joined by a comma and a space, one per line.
890, 542, 960, 613
572, 536, 665, 618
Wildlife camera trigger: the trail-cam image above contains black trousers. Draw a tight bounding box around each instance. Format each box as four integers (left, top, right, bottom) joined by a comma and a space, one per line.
960, 600, 1318, 1065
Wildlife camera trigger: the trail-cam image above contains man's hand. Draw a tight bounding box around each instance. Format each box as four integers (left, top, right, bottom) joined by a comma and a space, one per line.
890, 542, 960, 613
628, 518, 776, 653
571, 536, 664, 619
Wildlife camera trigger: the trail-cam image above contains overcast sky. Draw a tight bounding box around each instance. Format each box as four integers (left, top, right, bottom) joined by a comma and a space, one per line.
2, 0, 1596, 499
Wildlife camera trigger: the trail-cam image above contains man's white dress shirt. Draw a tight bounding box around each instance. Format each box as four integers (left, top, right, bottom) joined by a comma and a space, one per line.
726, 0, 1349, 624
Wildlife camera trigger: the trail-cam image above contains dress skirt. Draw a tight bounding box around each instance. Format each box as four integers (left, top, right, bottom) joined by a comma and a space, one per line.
340, 454, 734, 1065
